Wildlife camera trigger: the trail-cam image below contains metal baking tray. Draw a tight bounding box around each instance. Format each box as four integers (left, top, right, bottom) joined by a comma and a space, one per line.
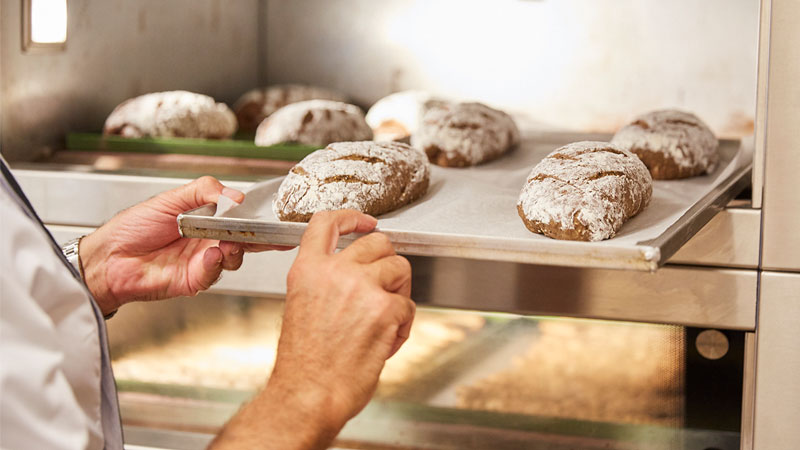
178, 132, 751, 271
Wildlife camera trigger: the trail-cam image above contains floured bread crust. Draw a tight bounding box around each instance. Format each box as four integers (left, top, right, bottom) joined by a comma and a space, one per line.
255, 100, 373, 148
234, 84, 348, 131
366, 90, 439, 142
611, 109, 718, 179
412, 101, 519, 167
103, 91, 237, 139
274, 141, 430, 222
517, 141, 653, 242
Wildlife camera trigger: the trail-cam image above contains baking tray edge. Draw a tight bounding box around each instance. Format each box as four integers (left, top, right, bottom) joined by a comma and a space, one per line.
178, 205, 660, 271
639, 162, 752, 266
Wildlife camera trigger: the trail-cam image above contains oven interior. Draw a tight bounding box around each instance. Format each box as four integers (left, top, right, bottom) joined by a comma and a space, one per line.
108, 294, 745, 450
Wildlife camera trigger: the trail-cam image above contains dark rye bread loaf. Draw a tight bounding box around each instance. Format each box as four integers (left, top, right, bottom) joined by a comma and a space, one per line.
234, 84, 348, 131
255, 100, 373, 148
103, 91, 237, 139
611, 109, 719, 179
411, 101, 520, 167
517, 141, 653, 242
273, 141, 430, 222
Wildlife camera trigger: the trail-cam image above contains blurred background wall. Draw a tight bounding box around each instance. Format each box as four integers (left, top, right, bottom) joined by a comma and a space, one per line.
264, 0, 758, 136
1, 0, 758, 161
0, 0, 260, 161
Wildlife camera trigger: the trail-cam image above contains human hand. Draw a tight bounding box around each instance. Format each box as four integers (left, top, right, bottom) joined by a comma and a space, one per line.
80, 176, 289, 315
209, 210, 415, 450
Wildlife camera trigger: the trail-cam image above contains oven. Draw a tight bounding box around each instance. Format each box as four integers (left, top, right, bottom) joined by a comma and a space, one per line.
2, 1, 798, 449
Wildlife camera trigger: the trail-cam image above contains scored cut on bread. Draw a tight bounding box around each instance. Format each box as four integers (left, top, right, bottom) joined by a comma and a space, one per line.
611, 109, 718, 179
411, 101, 519, 167
517, 141, 653, 241
274, 141, 430, 222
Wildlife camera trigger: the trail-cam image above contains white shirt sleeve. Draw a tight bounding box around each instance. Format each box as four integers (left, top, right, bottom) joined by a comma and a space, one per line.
1, 190, 103, 450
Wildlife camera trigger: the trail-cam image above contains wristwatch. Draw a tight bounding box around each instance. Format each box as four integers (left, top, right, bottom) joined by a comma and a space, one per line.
61, 236, 118, 319
62, 236, 84, 278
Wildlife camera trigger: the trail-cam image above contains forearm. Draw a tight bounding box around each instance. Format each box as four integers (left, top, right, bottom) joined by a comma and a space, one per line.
209, 373, 342, 450
211, 210, 414, 449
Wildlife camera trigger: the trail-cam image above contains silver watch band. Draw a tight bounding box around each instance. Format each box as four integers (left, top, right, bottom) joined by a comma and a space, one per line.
61, 236, 118, 319
61, 236, 84, 279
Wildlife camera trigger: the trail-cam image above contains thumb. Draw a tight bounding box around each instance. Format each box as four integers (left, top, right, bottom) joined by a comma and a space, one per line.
191, 246, 225, 293
169, 176, 245, 212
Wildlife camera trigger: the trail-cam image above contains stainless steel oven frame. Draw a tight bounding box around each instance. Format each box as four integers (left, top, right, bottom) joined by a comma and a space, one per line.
3, 0, 799, 448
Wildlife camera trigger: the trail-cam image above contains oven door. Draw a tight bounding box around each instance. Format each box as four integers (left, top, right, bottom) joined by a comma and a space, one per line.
109, 292, 744, 450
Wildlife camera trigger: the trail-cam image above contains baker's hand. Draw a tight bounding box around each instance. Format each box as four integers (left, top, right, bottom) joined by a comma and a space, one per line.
209, 210, 415, 450
278, 209, 415, 419
80, 176, 289, 315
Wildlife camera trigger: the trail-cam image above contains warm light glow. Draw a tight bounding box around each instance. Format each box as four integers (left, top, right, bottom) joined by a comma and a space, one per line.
30, 0, 67, 44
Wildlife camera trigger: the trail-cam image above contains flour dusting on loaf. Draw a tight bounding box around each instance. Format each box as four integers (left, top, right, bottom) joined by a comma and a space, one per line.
234, 84, 348, 131
274, 141, 430, 222
611, 109, 718, 179
255, 100, 372, 148
103, 91, 237, 139
517, 141, 653, 241
412, 101, 520, 167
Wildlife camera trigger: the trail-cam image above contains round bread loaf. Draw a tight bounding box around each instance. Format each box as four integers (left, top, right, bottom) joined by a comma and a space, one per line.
274, 141, 430, 222
411, 101, 520, 167
234, 84, 348, 131
255, 100, 373, 148
611, 109, 718, 179
103, 91, 237, 139
517, 141, 653, 242
365, 90, 439, 142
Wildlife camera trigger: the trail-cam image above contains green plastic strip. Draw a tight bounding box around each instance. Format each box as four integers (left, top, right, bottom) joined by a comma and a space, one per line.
66, 132, 320, 161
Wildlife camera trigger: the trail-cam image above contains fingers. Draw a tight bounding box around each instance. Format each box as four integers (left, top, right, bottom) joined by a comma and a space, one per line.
196, 246, 225, 291
169, 176, 245, 212
221, 187, 245, 203
339, 232, 396, 264
214, 239, 291, 271
387, 295, 416, 358
218, 241, 286, 270
188, 242, 242, 296
299, 210, 378, 257
241, 243, 296, 252
369, 254, 412, 295
378, 257, 414, 358
197, 243, 243, 285
218, 241, 244, 271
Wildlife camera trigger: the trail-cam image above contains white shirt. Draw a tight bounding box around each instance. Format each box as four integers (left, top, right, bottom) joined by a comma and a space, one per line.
0, 187, 104, 449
